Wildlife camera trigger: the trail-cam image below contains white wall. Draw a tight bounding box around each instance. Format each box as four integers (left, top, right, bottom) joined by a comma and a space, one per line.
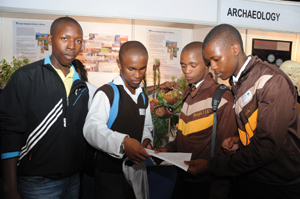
0, 0, 218, 25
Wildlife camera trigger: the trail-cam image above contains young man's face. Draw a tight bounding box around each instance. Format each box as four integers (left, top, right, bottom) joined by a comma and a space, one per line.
48, 23, 83, 69
180, 50, 208, 84
203, 41, 237, 80
117, 54, 148, 94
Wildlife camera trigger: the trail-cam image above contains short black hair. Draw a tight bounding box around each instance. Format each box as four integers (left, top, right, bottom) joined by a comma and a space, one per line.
50, 17, 82, 35
203, 24, 244, 52
182, 41, 203, 55
72, 59, 88, 82
119, 41, 148, 64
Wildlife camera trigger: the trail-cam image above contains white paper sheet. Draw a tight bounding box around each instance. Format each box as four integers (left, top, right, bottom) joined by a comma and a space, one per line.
145, 149, 192, 171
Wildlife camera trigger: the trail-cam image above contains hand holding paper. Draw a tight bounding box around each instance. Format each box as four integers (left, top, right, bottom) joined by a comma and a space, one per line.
145, 149, 192, 171
184, 159, 208, 175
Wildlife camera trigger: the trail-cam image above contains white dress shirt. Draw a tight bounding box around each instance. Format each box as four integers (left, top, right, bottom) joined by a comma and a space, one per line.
86, 82, 98, 109
83, 74, 153, 159
193, 79, 204, 89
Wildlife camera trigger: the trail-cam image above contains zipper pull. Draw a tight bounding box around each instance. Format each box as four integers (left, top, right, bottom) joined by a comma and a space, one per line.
67, 99, 69, 106
64, 118, 66, 127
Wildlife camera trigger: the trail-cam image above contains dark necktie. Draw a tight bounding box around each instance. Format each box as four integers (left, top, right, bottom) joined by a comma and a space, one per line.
191, 84, 196, 91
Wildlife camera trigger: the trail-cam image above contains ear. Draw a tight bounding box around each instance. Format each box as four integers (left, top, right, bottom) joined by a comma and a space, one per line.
48, 35, 53, 46
117, 59, 122, 70
232, 44, 240, 56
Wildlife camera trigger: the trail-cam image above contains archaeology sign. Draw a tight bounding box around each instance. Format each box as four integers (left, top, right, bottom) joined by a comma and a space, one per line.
227, 8, 280, 21
220, 0, 300, 33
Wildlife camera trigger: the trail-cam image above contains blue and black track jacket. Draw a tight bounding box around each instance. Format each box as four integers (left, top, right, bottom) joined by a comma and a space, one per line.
0, 55, 89, 179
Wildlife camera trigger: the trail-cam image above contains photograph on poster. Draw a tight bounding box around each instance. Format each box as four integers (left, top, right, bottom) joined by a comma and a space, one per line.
166, 40, 178, 59
36, 33, 49, 52
77, 33, 128, 73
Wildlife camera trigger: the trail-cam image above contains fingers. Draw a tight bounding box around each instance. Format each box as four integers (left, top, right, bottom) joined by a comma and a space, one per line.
184, 159, 196, 166
222, 136, 240, 154
221, 137, 231, 150
232, 135, 240, 143
124, 138, 150, 164
184, 159, 208, 175
128, 151, 148, 164
142, 138, 151, 148
172, 82, 179, 89
146, 144, 153, 149
161, 81, 178, 90
228, 137, 237, 148
132, 147, 150, 160
154, 147, 168, 153
223, 149, 237, 155
222, 136, 238, 149
187, 166, 197, 175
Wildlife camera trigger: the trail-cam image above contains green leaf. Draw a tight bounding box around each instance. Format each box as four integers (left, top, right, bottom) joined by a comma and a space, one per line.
0, 57, 30, 88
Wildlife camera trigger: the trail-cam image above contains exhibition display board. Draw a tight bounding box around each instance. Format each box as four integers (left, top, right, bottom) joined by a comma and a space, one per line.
0, 1, 300, 199
0, 0, 300, 87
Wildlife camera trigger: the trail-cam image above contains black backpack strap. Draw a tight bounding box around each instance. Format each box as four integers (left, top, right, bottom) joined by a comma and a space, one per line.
211, 84, 230, 157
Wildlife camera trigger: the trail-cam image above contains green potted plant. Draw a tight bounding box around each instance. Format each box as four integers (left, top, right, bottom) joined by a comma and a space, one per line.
0, 57, 30, 89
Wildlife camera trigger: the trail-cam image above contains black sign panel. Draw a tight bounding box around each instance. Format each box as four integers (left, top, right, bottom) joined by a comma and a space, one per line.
252, 39, 292, 67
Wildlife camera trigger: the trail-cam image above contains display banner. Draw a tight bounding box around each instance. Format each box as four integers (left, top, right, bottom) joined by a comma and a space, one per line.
220, 0, 300, 33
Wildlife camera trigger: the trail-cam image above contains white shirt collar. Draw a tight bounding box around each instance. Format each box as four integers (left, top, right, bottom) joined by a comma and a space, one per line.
193, 79, 204, 89
113, 74, 142, 103
232, 56, 252, 83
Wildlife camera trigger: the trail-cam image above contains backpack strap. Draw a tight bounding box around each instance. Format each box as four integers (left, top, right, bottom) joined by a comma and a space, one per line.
107, 82, 120, 129
141, 92, 146, 105
211, 84, 230, 157
106, 82, 146, 128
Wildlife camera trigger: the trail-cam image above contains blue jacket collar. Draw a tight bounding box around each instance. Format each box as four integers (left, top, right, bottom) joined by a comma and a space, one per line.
44, 55, 80, 83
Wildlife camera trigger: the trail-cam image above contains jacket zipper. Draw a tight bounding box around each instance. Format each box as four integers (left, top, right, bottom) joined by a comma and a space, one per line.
64, 80, 86, 127
62, 74, 83, 128
64, 98, 69, 127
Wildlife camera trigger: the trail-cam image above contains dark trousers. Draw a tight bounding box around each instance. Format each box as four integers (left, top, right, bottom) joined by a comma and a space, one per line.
94, 167, 135, 199
232, 177, 300, 199
171, 177, 211, 199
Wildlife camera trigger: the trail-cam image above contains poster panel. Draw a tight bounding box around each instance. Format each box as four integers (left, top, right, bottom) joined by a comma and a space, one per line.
77, 34, 128, 73
147, 29, 182, 85
13, 20, 52, 62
